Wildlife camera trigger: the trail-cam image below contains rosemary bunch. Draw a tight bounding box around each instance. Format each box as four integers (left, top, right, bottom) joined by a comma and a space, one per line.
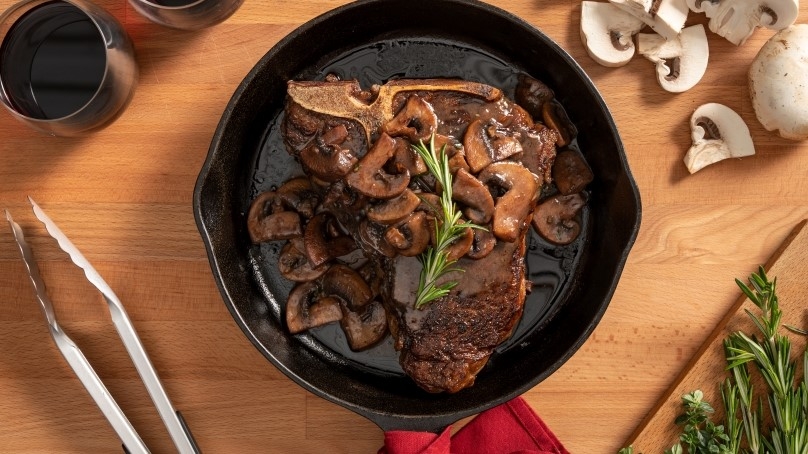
721, 266, 808, 454
411, 136, 483, 309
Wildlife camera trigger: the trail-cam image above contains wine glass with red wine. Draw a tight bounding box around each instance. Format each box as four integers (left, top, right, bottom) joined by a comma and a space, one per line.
128, 0, 244, 30
0, 0, 137, 136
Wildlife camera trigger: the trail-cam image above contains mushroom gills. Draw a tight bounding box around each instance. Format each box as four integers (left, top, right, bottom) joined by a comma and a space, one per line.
683, 103, 755, 173
580, 1, 646, 67
610, 0, 689, 40
637, 24, 709, 93
686, 0, 798, 45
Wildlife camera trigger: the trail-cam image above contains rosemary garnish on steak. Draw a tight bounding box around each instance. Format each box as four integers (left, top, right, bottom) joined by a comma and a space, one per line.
411, 136, 485, 309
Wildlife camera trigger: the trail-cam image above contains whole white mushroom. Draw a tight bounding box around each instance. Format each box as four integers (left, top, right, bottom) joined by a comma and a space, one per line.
748, 24, 808, 141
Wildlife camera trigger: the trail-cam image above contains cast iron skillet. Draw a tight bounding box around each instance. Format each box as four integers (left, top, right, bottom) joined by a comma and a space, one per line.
194, 0, 641, 432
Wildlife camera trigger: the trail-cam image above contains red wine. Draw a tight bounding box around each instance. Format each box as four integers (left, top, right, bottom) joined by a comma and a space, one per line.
0, 1, 106, 120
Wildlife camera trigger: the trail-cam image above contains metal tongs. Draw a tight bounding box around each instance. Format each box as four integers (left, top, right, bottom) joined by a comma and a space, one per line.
5, 198, 200, 454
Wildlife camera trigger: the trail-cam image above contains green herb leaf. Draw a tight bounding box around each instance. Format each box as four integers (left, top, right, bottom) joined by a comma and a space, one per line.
411, 136, 485, 309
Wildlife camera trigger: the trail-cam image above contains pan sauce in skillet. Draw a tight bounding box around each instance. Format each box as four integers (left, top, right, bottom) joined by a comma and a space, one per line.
246, 38, 590, 387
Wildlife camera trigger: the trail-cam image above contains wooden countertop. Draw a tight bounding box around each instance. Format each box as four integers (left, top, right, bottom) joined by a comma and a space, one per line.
1, 1, 807, 452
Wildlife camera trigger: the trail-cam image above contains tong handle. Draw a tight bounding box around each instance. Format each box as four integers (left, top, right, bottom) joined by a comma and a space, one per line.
53, 326, 150, 454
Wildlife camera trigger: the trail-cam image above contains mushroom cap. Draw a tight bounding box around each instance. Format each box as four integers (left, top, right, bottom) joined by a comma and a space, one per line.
278, 238, 330, 282
452, 168, 495, 225
688, 0, 799, 45
683, 103, 755, 173
580, 1, 646, 68
285, 281, 343, 334
478, 162, 540, 243
339, 299, 388, 351
367, 189, 422, 225
637, 24, 709, 93
749, 24, 808, 141
532, 193, 586, 245
345, 132, 410, 199
610, 0, 689, 40
321, 264, 373, 311
247, 191, 303, 243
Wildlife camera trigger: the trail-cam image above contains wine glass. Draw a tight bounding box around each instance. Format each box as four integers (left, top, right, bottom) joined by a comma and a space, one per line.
0, 0, 138, 136
128, 0, 245, 30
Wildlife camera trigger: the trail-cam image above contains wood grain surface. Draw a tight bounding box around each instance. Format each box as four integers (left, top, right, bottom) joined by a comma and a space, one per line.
627, 220, 808, 450
1, 1, 807, 453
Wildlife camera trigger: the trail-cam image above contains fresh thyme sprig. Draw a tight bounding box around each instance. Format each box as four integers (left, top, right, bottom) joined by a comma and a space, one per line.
411, 136, 484, 309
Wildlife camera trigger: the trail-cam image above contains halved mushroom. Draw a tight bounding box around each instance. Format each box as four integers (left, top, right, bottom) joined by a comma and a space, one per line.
610, 0, 689, 40
299, 124, 359, 182
247, 191, 302, 243
479, 162, 540, 242
683, 103, 755, 173
580, 1, 646, 67
444, 226, 474, 261
552, 149, 594, 195
468, 227, 496, 259
340, 299, 388, 351
637, 24, 709, 93
452, 168, 495, 224
463, 120, 525, 173
367, 189, 422, 225
278, 237, 330, 282
276, 177, 321, 219
346, 133, 410, 199
463, 119, 493, 173
687, 0, 798, 46
286, 281, 343, 334
515, 74, 555, 119
384, 211, 431, 256
391, 137, 427, 176
358, 219, 398, 258
532, 193, 586, 245
304, 213, 357, 267
542, 101, 578, 148
321, 264, 373, 311
383, 95, 438, 142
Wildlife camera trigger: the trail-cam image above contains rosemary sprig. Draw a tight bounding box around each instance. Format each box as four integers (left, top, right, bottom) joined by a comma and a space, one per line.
411, 136, 484, 309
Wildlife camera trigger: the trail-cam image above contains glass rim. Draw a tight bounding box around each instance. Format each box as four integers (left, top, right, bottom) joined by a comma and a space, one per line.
131, 0, 208, 10
0, 0, 115, 124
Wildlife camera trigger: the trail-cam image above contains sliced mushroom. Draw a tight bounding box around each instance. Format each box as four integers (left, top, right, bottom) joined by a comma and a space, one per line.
687, 0, 798, 46
358, 219, 398, 258
468, 227, 496, 259
610, 0, 689, 40
452, 168, 495, 224
367, 189, 422, 225
299, 125, 359, 182
384, 211, 431, 257
478, 162, 541, 243
532, 193, 586, 245
485, 123, 524, 161
346, 132, 410, 199
542, 101, 578, 148
276, 177, 321, 219
580, 1, 646, 67
278, 237, 330, 282
463, 119, 493, 173
443, 226, 474, 261
683, 103, 755, 174
434, 135, 470, 175
304, 213, 357, 267
321, 264, 373, 311
286, 281, 343, 334
391, 137, 427, 176
637, 24, 709, 93
552, 149, 594, 195
383, 95, 438, 142
515, 74, 555, 119
340, 299, 388, 351
247, 191, 302, 243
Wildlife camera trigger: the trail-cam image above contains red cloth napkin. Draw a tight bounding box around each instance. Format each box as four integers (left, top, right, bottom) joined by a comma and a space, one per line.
378, 397, 569, 454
